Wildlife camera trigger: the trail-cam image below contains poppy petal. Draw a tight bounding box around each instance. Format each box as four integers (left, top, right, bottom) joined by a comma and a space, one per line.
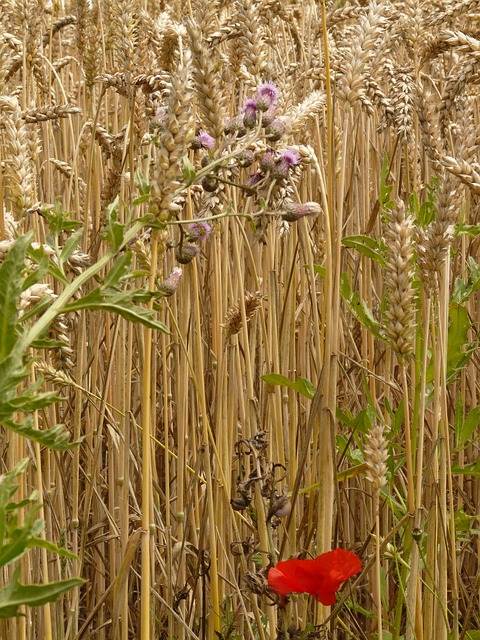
267, 549, 361, 606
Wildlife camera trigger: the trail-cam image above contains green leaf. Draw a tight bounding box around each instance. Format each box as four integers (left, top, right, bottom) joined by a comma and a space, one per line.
0, 568, 84, 618
446, 303, 475, 380
261, 373, 315, 399
0, 233, 32, 361
457, 405, 480, 447
452, 257, 480, 304
342, 235, 386, 266
103, 252, 132, 289
454, 222, 480, 238
340, 273, 385, 342
103, 197, 125, 251
379, 152, 394, 212
309, 264, 326, 279
182, 155, 197, 185
1, 417, 81, 451
451, 460, 480, 477
0, 390, 61, 421
60, 288, 168, 332
60, 228, 83, 265
27, 538, 77, 559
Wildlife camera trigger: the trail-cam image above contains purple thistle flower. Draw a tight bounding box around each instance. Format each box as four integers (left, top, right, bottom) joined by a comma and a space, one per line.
187, 220, 212, 242
256, 83, 280, 111
158, 267, 182, 296
272, 148, 301, 180
191, 130, 215, 150
243, 98, 258, 129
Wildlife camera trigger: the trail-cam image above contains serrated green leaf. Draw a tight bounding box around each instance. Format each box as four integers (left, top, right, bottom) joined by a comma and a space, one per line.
103, 197, 125, 250
0, 234, 32, 361
340, 273, 385, 342
451, 460, 480, 476
18, 297, 54, 322
60, 228, 83, 265
0, 568, 84, 617
182, 155, 197, 185
1, 417, 81, 451
379, 152, 394, 212
342, 235, 386, 266
452, 257, 480, 304
457, 405, 480, 447
308, 264, 326, 279
261, 373, 315, 399
60, 288, 168, 332
27, 538, 77, 559
0, 390, 61, 421
103, 252, 132, 289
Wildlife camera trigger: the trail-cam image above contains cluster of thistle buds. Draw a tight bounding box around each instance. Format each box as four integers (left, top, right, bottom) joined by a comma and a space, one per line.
157, 218, 213, 296
189, 83, 321, 228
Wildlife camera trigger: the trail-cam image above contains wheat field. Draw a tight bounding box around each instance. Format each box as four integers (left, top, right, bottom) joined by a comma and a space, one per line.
0, 0, 479, 639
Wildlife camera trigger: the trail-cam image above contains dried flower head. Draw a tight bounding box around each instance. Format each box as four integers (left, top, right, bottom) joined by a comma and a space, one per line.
175, 244, 200, 264
281, 200, 321, 222
236, 149, 255, 168
158, 267, 183, 296
265, 119, 286, 142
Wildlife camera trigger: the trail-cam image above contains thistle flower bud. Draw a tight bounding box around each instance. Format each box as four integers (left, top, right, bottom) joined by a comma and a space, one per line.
224, 115, 247, 138
259, 149, 275, 173
245, 172, 264, 195
255, 83, 280, 112
243, 98, 257, 129
175, 244, 200, 264
158, 267, 183, 296
265, 119, 286, 142
280, 200, 321, 222
201, 175, 219, 192
187, 220, 212, 242
236, 149, 255, 168
271, 148, 301, 180
190, 130, 215, 150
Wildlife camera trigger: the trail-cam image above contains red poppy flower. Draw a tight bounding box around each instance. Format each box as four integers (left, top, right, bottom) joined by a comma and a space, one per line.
268, 549, 361, 606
